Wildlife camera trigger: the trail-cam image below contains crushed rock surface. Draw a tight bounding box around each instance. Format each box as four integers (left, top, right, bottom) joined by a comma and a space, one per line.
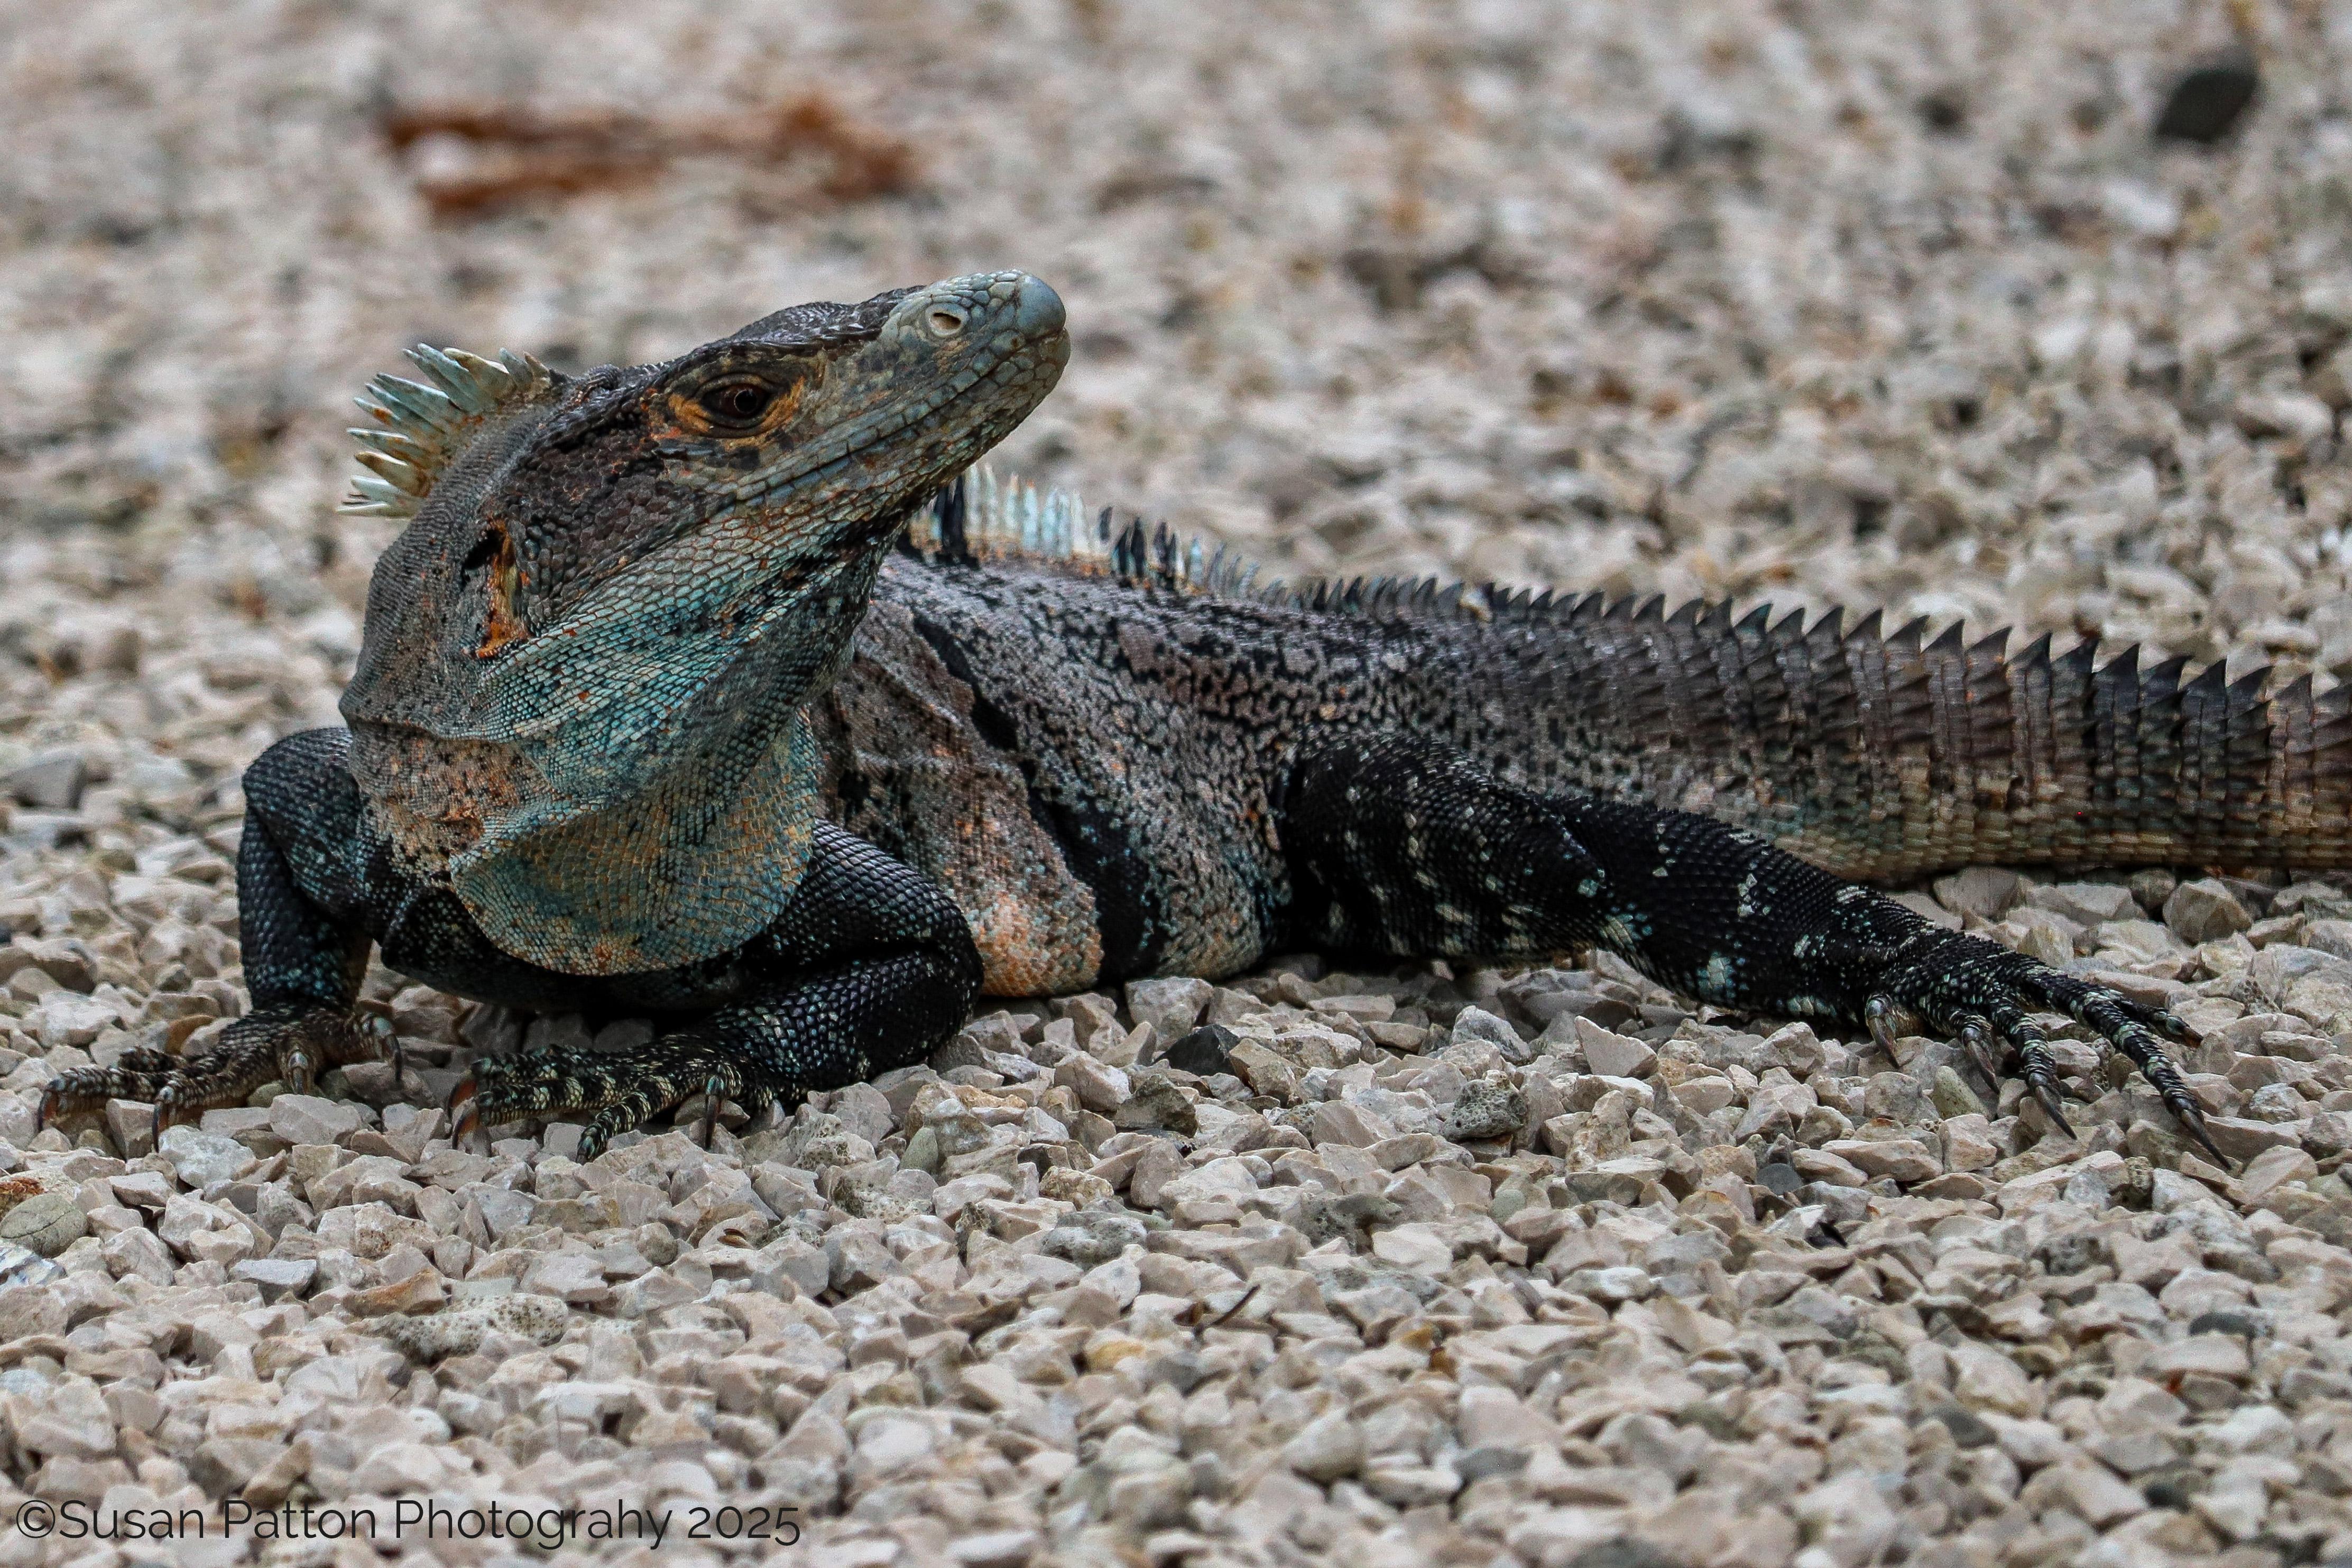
4, 1, 2352, 1566
0, 893, 2349, 1568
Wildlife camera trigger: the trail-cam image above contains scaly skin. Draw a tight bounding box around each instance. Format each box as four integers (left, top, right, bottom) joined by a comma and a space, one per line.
48, 270, 2352, 1164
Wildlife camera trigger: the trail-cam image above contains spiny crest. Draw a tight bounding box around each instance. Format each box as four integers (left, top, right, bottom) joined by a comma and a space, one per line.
339, 346, 561, 518
905, 463, 1097, 566
905, 464, 1266, 595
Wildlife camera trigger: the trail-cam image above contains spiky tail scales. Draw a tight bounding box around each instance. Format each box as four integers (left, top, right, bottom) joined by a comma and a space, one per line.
1493, 595, 2352, 879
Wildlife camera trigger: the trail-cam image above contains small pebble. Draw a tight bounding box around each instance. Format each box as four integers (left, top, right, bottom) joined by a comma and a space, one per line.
1162, 1025, 1236, 1077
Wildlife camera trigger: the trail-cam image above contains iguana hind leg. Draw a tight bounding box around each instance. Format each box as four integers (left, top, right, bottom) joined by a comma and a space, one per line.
1283, 734, 2221, 1162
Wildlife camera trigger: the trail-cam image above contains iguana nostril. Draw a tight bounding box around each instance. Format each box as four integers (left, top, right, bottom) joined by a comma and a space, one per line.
928, 307, 967, 337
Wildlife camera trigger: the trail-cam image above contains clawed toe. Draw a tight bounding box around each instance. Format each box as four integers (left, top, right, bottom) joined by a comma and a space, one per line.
36, 1004, 400, 1148
696, 1073, 728, 1148
355, 1004, 402, 1081
2170, 1102, 2230, 1169
2030, 1082, 2076, 1138
38, 1068, 123, 1133
459, 1034, 769, 1160
1895, 938, 2228, 1170
153, 1093, 199, 1143
1864, 995, 1902, 1057
446, 1077, 486, 1151
36, 1083, 81, 1133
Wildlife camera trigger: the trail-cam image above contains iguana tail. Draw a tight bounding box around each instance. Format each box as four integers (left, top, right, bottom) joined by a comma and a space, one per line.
1446, 592, 2352, 880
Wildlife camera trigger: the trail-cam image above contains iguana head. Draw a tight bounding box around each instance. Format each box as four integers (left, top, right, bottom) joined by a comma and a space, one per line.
337, 272, 1068, 975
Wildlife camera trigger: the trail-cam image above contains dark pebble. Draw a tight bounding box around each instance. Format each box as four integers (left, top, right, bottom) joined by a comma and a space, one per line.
2155, 51, 2259, 145
2141, 1465, 2205, 1510
1930, 1404, 1996, 1449
1164, 1023, 1238, 1076
1917, 87, 1968, 135
2188, 1308, 2265, 1340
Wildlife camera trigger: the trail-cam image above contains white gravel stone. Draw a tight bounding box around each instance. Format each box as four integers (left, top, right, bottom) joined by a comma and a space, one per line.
1573, 1018, 1656, 1079
1280, 1410, 1364, 1482
2032, 882, 2141, 927
12, 1377, 114, 1458
1124, 977, 1211, 1041
1449, 1006, 1532, 1065
2165, 878, 2254, 944
156, 1124, 252, 1187
267, 1093, 369, 1146
948, 1530, 1039, 1568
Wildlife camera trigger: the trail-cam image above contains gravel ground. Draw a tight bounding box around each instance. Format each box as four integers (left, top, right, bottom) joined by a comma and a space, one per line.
6, 1, 2352, 1566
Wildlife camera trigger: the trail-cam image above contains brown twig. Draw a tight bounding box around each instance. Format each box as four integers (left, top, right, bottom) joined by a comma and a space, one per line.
382, 94, 918, 218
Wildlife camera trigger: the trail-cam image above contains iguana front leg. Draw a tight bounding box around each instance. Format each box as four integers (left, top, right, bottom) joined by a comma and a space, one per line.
454, 824, 982, 1159
1283, 735, 2222, 1163
51, 731, 980, 1159
42, 762, 389, 1136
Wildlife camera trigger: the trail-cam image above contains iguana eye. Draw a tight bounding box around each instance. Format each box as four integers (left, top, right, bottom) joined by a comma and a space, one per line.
698, 378, 780, 429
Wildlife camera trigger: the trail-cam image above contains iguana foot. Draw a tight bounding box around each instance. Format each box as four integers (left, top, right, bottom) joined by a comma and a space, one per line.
41, 1006, 392, 1141
1862, 933, 2222, 1165
453, 1035, 782, 1161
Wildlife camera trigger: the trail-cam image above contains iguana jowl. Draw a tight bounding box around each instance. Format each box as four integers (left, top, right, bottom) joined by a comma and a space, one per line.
44, 271, 2352, 1162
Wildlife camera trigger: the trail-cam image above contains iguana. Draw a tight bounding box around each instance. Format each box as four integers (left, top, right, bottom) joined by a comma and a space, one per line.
43, 271, 2352, 1165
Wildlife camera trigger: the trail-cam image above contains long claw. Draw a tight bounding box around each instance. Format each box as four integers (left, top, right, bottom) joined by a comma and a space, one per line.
356, 1008, 403, 1083
2034, 1084, 2076, 1139
1957, 1016, 2006, 1096
446, 1077, 484, 1151
1865, 995, 1901, 1058
1206, 1282, 1262, 1328
2175, 1104, 2231, 1170
154, 1089, 198, 1142
697, 1074, 728, 1148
